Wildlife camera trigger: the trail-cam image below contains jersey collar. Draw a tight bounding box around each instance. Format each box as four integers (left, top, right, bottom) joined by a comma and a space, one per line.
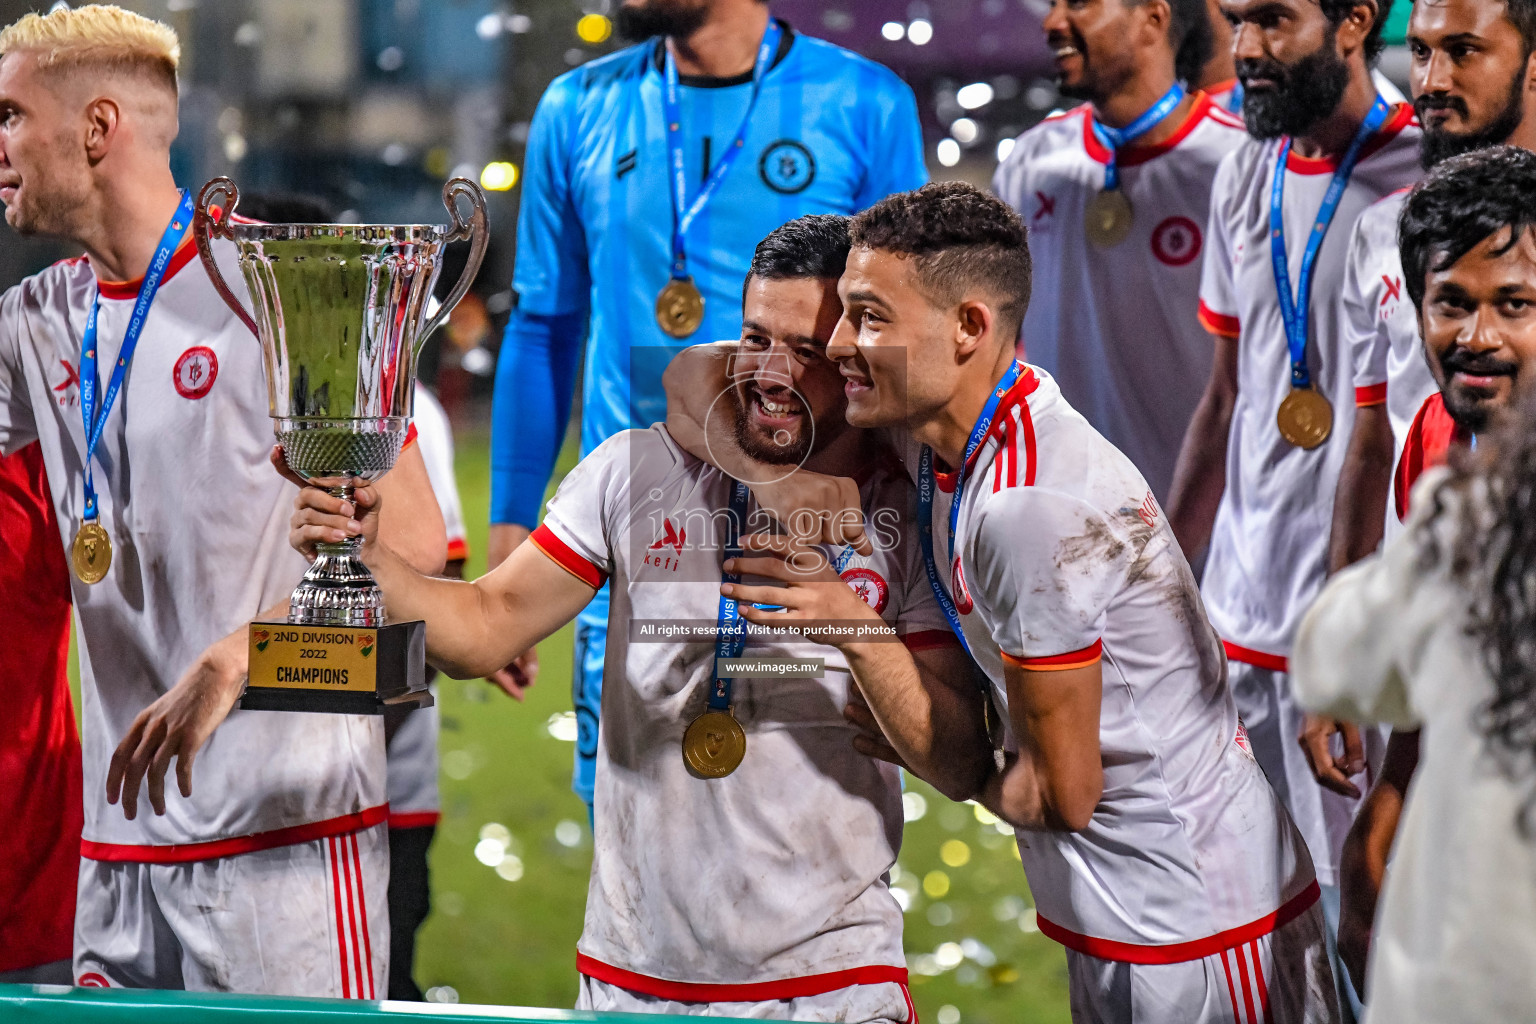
650, 18, 795, 87
1283, 102, 1416, 175
1081, 92, 1212, 168
92, 234, 199, 301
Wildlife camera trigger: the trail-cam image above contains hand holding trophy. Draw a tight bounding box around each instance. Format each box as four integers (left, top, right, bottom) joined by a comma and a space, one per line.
192, 177, 489, 713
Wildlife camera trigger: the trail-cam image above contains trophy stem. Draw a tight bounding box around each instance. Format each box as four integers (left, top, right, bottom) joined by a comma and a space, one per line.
288, 485, 386, 627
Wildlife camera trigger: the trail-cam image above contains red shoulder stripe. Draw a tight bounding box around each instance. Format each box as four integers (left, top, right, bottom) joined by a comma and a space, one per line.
1354, 382, 1387, 407
1004, 639, 1103, 672
1198, 300, 1241, 338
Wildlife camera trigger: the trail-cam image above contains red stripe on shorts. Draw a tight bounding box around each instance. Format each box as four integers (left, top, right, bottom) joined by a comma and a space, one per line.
352, 832, 376, 999
328, 837, 350, 999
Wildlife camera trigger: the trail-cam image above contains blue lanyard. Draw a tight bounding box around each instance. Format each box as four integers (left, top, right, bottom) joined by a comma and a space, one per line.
1270, 96, 1389, 389
1090, 84, 1184, 191
79, 188, 195, 522
663, 19, 782, 282
708, 480, 753, 710
917, 361, 1027, 653
1225, 81, 1245, 114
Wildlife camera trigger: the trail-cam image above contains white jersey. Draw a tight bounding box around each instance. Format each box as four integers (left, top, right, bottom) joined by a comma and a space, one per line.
920, 366, 1315, 955
384, 384, 465, 825
0, 239, 385, 856
535, 425, 952, 995
1340, 189, 1436, 545
1197, 104, 1420, 659
994, 93, 1246, 500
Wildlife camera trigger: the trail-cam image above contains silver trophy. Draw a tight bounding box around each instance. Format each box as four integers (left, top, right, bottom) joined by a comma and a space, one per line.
192, 176, 488, 713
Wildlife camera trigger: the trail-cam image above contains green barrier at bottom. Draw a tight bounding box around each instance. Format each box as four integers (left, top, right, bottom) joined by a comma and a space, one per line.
0, 984, 744, 1024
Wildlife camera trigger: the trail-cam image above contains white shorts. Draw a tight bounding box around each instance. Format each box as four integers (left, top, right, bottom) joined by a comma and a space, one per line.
74, 822, 388, 997
1066, 902, 1340, 1024
577, 974, 916, 1023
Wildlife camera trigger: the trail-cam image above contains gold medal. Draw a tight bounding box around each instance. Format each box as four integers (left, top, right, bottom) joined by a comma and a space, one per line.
1277, 387, 1334, 449
656, 277, 705, 339
71, 520, 112, 584
682, 709, 746, 778
1085, 189, 1134, 248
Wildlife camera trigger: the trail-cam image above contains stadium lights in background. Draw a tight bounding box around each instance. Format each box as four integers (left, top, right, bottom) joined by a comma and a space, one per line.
480, 161, 520, 191
880, 18, 933, 45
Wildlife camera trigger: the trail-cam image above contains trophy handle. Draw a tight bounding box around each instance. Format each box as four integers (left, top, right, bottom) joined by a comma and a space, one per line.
192, 177, 260, 337
420, 177, 490, 345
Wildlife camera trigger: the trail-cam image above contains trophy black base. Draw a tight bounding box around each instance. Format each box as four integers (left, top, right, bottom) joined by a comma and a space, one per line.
241, 620, 431, 715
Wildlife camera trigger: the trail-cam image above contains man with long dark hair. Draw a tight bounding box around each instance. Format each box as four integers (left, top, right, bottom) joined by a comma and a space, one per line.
1319, 0, 1536, 992
1167, 0, 1419, 1012
1294, 144, 1536, 1023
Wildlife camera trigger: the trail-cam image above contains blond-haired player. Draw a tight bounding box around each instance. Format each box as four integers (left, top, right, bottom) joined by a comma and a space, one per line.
0, 5, 444, 994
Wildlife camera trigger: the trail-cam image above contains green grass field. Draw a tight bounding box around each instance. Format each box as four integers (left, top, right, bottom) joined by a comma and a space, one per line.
71, 426, 1072, 1022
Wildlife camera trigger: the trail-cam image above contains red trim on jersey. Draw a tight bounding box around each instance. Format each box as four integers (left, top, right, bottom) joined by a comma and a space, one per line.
1003, 639, 1103, 672
576, 953, 910, 1003
1081, 93, 1217, 168
1198, 300, 1241, 338
1394, 391, 1466, 522
1284, 103, 1416, 174
1222, 640, 1288, 673
94, 237, 200, 300
446, 538, 469, 562
1354, 382, 1387, 407
80, 803, 388, 863
1249, 939, 1272, 1022
402, 422, 419, 450
388, 810, 442, 829
1234, 941, 1259, 1024
530, 524, 608, 589
900, 629, 962, 652
1037, 880, 1320, 964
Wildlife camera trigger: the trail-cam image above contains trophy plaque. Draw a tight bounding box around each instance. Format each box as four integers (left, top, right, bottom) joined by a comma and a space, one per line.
193, 176, 489, 714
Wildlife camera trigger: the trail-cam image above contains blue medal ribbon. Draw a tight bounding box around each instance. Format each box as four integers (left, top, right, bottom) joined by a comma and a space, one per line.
1091, 84, 1185, 192
1270, 95, 1390, 389
918, 361, 1027, 654
79, 188, 195, 523
1225, 81, 1245, 115
663, 19, 782, 282
709, 480, 753, 711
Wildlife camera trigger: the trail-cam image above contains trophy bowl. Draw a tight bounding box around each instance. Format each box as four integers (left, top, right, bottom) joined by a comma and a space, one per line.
193, 176, 489, 713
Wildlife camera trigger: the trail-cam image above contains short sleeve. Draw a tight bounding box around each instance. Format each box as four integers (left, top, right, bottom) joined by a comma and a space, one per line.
1197, 154, 1242, 340
968, 487, 1125, 668
1341, 217, 1389, 405
510, 75, 593, 317
853, 66, 929, 208
0, 286, 38, 457
534, 431, 634, 588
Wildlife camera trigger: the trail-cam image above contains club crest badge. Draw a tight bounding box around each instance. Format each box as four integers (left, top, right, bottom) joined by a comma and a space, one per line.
840, 567, 889, 615
173, 345, 218, 400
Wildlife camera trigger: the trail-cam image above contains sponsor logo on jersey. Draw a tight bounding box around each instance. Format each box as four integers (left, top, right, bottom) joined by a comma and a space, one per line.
840, 567, 889, 614
1379, 273, 1404, 321
1033, 191, 1055, 223
53, 359, 80, 407
952, 556, 974, 615
759, 139, 816, 194
643, 519, 687, 572
173, 345, 218, 400
1151, 216, 1202, 267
